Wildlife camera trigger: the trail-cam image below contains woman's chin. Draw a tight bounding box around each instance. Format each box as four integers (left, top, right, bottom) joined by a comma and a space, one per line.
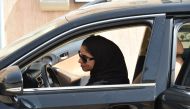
82, 68, 90, 72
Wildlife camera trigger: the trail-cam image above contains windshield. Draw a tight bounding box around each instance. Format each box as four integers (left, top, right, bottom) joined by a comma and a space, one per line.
0, 16, 68, 60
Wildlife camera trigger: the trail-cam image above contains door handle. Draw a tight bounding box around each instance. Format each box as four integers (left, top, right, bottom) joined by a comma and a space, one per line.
18, 98, 36, 109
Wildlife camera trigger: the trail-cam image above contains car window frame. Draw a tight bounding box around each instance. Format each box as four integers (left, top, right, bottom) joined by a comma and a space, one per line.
11, 14, 160, 68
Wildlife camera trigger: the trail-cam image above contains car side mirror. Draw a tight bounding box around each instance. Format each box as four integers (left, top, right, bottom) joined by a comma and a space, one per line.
0, 66, 23, 96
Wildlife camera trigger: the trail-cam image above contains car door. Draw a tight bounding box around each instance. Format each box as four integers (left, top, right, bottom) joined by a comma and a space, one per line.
11, 14, 167, 109
156, 18, 190, 109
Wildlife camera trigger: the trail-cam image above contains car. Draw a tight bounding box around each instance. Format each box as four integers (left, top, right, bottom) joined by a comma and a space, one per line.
0, 0, 190, 108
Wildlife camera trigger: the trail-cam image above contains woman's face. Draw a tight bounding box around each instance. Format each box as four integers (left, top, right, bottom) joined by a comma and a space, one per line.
78, 46, 95, 72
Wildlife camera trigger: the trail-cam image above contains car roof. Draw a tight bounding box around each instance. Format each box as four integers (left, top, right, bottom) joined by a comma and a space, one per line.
65, 1, 190, 21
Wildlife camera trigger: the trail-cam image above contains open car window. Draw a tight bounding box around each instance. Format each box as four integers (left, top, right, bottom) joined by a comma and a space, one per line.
175, 22, 190, 87
21, 22, 152, 89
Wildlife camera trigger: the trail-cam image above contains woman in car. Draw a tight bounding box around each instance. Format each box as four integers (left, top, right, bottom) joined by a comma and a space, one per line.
78, 35, 129, 85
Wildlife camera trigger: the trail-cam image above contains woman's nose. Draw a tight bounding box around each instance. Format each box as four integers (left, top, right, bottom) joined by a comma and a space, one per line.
78, 58, 82, 63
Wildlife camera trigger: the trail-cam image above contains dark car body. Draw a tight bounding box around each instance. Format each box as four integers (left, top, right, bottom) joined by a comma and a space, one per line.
0, 0, 190, 109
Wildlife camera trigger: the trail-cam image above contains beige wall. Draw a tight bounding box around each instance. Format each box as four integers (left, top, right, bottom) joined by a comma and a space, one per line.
4, 0, 84, 45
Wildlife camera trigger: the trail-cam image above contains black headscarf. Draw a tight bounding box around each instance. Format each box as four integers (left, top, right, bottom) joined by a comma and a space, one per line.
82, 35, 129, 85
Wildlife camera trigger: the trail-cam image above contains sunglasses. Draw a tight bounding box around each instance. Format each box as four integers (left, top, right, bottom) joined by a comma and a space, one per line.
78, 51, 94, 63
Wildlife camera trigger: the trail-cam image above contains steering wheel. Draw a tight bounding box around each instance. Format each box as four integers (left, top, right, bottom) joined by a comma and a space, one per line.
41, 64, 60, 87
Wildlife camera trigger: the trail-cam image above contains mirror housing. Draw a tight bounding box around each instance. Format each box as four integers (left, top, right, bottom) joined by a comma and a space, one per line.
0, 66, 23, 96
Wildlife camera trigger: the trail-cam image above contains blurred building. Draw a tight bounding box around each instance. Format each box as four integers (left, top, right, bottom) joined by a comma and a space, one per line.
0, 0, 4, 48
3, 0, 87, 47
